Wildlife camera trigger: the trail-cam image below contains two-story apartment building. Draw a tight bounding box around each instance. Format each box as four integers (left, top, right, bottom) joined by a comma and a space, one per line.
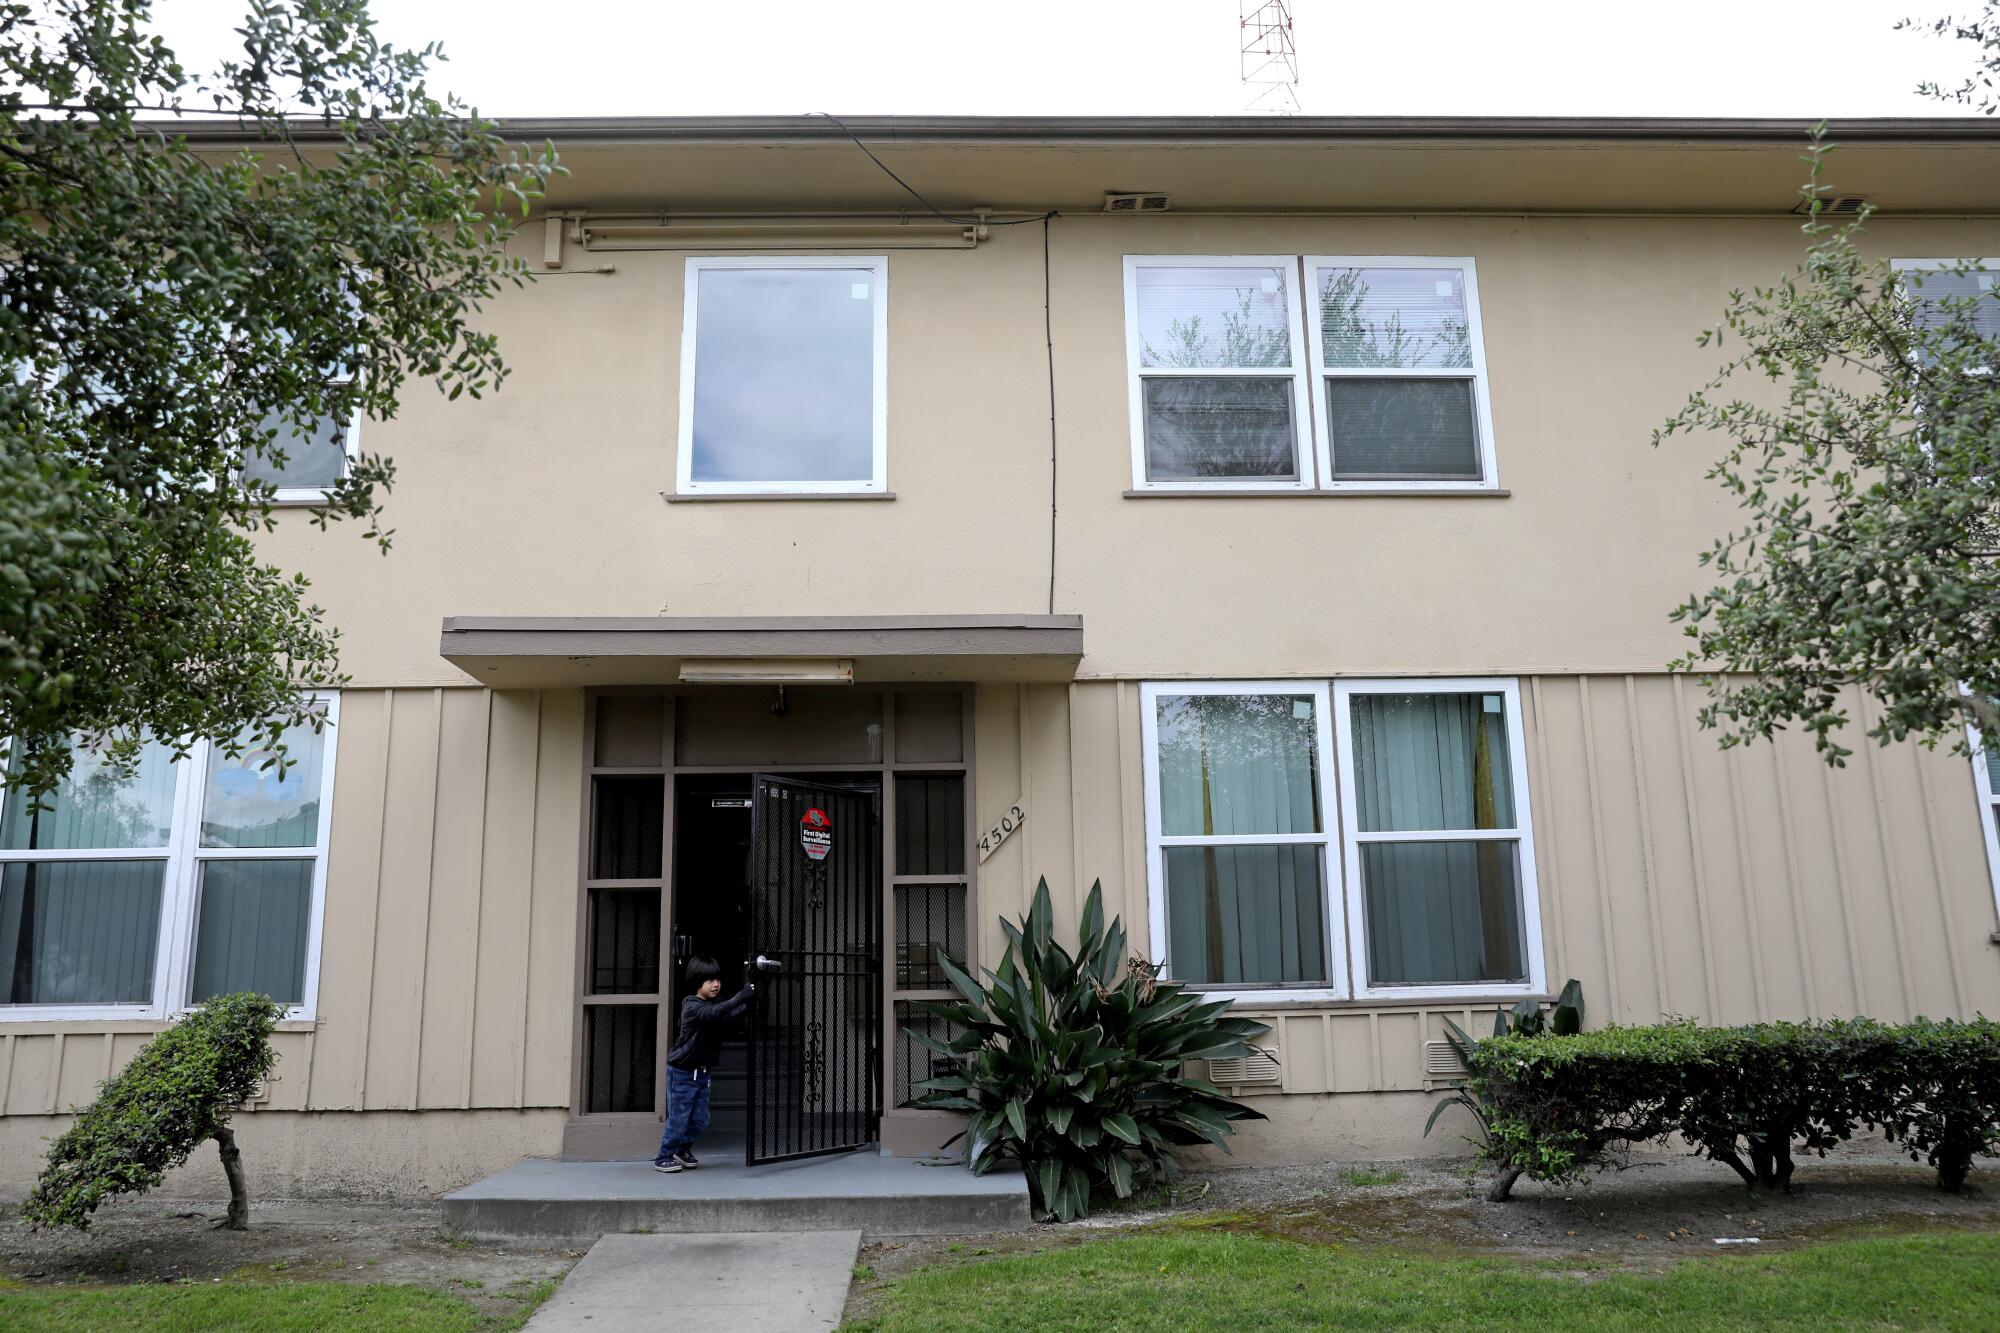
4, 116, 2000, 1196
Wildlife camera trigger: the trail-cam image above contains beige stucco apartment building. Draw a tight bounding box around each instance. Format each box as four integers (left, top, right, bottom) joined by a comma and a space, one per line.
4, 116, 2000, 1195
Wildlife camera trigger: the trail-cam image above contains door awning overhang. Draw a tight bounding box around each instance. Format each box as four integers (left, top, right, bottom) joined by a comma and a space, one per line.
439, 614, 1084, 687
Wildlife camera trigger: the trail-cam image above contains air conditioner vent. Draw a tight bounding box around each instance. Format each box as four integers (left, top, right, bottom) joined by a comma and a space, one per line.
1207, 1048, 1281, 1086
1793, 194, 1871, 217
1104, 191, 1171, 213
1423, 1039, 1469, 1082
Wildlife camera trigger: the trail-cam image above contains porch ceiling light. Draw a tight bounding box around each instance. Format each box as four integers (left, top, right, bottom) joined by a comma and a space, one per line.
678, 657, 855, 685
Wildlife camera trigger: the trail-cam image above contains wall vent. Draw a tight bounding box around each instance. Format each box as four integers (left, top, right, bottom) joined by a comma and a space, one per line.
1207, 1047, 1281, 1086
1104, 191, 1172, 214
1422, 1040, 1469, 1086
1793, 194, 1872, 217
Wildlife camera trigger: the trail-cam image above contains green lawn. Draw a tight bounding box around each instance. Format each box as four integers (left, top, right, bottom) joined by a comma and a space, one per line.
0, 1280, 526, 1332
844, 1229, 2000, 1332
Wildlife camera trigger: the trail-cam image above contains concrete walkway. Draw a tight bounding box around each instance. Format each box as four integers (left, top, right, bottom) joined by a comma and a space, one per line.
525, 1230, 862, 1332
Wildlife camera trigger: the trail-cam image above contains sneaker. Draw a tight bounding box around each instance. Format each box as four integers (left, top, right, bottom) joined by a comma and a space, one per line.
652, 1157, 683, 1173
673, 1150, 700, 1170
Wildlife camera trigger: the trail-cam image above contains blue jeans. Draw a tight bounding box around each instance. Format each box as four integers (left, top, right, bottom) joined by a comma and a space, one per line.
656, 1065, 711, 1162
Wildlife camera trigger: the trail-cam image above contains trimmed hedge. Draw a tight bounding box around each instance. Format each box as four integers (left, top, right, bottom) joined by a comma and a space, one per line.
1463, 1017, 2000, 1199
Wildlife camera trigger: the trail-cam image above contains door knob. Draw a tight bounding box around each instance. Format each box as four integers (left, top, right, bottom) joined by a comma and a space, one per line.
752, 954, 783, 973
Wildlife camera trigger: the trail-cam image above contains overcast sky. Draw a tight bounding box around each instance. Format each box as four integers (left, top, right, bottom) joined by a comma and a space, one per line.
151, 0, 1984, 119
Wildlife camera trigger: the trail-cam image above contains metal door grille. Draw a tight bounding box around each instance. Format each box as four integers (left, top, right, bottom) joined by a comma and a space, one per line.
747, 775, 882, 1165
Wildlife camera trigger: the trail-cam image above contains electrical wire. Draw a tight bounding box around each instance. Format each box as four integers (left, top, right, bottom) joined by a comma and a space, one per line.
809, 112, 1056, 226
811, 110, 1063, 613
1043, 212, 1059, 615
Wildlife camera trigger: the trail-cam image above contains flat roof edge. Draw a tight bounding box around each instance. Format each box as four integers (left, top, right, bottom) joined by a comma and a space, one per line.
146, 114, 2000, 148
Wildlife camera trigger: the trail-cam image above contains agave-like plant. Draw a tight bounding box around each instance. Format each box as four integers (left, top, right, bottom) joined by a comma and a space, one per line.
908, 878, 1271, 1222
1423, 977, 1585, 1144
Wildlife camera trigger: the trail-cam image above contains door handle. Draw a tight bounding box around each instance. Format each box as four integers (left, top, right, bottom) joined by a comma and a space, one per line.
752, 954, 783, 973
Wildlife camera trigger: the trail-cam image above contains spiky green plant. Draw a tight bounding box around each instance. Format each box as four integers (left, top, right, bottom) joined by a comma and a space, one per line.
908, 878, 1270, 1222
1422, 977, 1585, 1163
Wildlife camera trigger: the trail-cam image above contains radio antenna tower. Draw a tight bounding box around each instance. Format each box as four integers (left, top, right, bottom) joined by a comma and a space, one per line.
1240, 2, 1300, 114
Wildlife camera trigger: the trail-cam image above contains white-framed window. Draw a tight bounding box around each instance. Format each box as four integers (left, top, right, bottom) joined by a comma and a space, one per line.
1140, 682, 1341, 996
1122, 255, 1498, 492
1965, 721, 2000, 928
0, 695, 340, 1022
1122, 256, 1314, 489
1140, 678, 1543, 1003
1333, 679, 1543, 1000
1892, 257, 2000, 341
239, 339, 362, 504
1306, 258, 1498, 489
676, 255, 890, 495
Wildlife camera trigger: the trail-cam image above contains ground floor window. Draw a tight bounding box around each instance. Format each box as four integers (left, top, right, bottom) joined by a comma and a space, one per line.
1967, 727, 2000, 927
1141, 678, 1543, 1001
0, 696, 339, 1020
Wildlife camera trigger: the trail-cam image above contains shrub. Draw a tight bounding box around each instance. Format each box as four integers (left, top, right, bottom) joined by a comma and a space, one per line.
1422, 978, 1584, 1179
21, 992, 283, 1231
908, 878, 1270, 1221
1463, 1016, 2000, 1200
1876, 1018, 2000, 1192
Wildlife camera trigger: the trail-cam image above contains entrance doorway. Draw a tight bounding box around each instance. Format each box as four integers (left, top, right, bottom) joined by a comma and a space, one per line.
669, 777, 754, 1147
568, 686, 974, 1164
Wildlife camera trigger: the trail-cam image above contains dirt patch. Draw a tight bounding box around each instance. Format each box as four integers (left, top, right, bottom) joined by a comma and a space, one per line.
0, 1196, 579, 1324
846, 1138, 2000, 1319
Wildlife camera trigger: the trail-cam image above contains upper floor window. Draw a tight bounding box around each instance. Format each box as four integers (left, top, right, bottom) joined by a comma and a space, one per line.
240, 393, 359, 503
1140, 677, 1543, 1001
1894, 258, 2000, 334
0, 697, 340, 1021
1124, 255, 1498, 492
677, 256, 889, 496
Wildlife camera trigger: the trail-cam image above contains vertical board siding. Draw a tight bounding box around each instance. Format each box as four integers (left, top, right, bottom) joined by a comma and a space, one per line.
980, 675, 2000, 1102
362, 688, 442, 1109
305, 690, 392, 1109
470, 692, 543, 1109
0, 688, 584, 1118
416, 689, 492, 1108
522, 689, 584, 1109
6, 675, 1998, 1118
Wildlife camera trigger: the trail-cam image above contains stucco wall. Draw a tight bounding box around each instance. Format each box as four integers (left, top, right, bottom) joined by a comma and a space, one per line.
251, 213, 2000, 688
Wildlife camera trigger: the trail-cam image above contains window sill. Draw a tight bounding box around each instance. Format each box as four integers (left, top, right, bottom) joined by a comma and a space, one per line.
0, 1015, 322, 1034
1124, 488, 1509, 499
1184, 988, 1546, 1010
663, 490, 896, 504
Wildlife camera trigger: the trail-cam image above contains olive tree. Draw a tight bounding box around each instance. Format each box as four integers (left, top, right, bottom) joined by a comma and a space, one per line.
0, 0, 555, 797
1655, 8, 2000, 763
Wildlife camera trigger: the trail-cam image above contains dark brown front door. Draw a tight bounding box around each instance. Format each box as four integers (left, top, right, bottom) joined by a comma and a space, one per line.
746, 774, 882, 1164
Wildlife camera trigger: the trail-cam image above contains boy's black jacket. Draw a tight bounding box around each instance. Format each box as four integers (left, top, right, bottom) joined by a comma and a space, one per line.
666, 983, 755, 1070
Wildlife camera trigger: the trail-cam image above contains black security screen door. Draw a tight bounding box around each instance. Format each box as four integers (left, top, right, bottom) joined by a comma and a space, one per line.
746, 775, 883, 1165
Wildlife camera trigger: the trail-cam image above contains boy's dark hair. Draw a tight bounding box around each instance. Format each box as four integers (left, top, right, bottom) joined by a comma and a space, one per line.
686, 955, 721, 985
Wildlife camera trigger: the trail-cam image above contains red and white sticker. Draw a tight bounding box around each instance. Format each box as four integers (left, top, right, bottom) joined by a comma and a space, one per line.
800, 807, 832, 862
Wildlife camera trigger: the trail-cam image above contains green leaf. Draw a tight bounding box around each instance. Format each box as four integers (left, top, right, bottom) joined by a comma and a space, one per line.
1102, 1113, 1141, 1145
1005, 1098, 1027, 1141
1105, 1150, 1134, 1198
1035, 1159, 1061, 1218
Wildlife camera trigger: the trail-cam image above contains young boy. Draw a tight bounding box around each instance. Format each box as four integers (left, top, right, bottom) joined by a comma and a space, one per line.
654, 956, 755, 1173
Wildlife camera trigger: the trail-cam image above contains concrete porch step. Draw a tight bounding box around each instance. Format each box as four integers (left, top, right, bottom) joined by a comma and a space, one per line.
443, 1151, 1031, 1244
